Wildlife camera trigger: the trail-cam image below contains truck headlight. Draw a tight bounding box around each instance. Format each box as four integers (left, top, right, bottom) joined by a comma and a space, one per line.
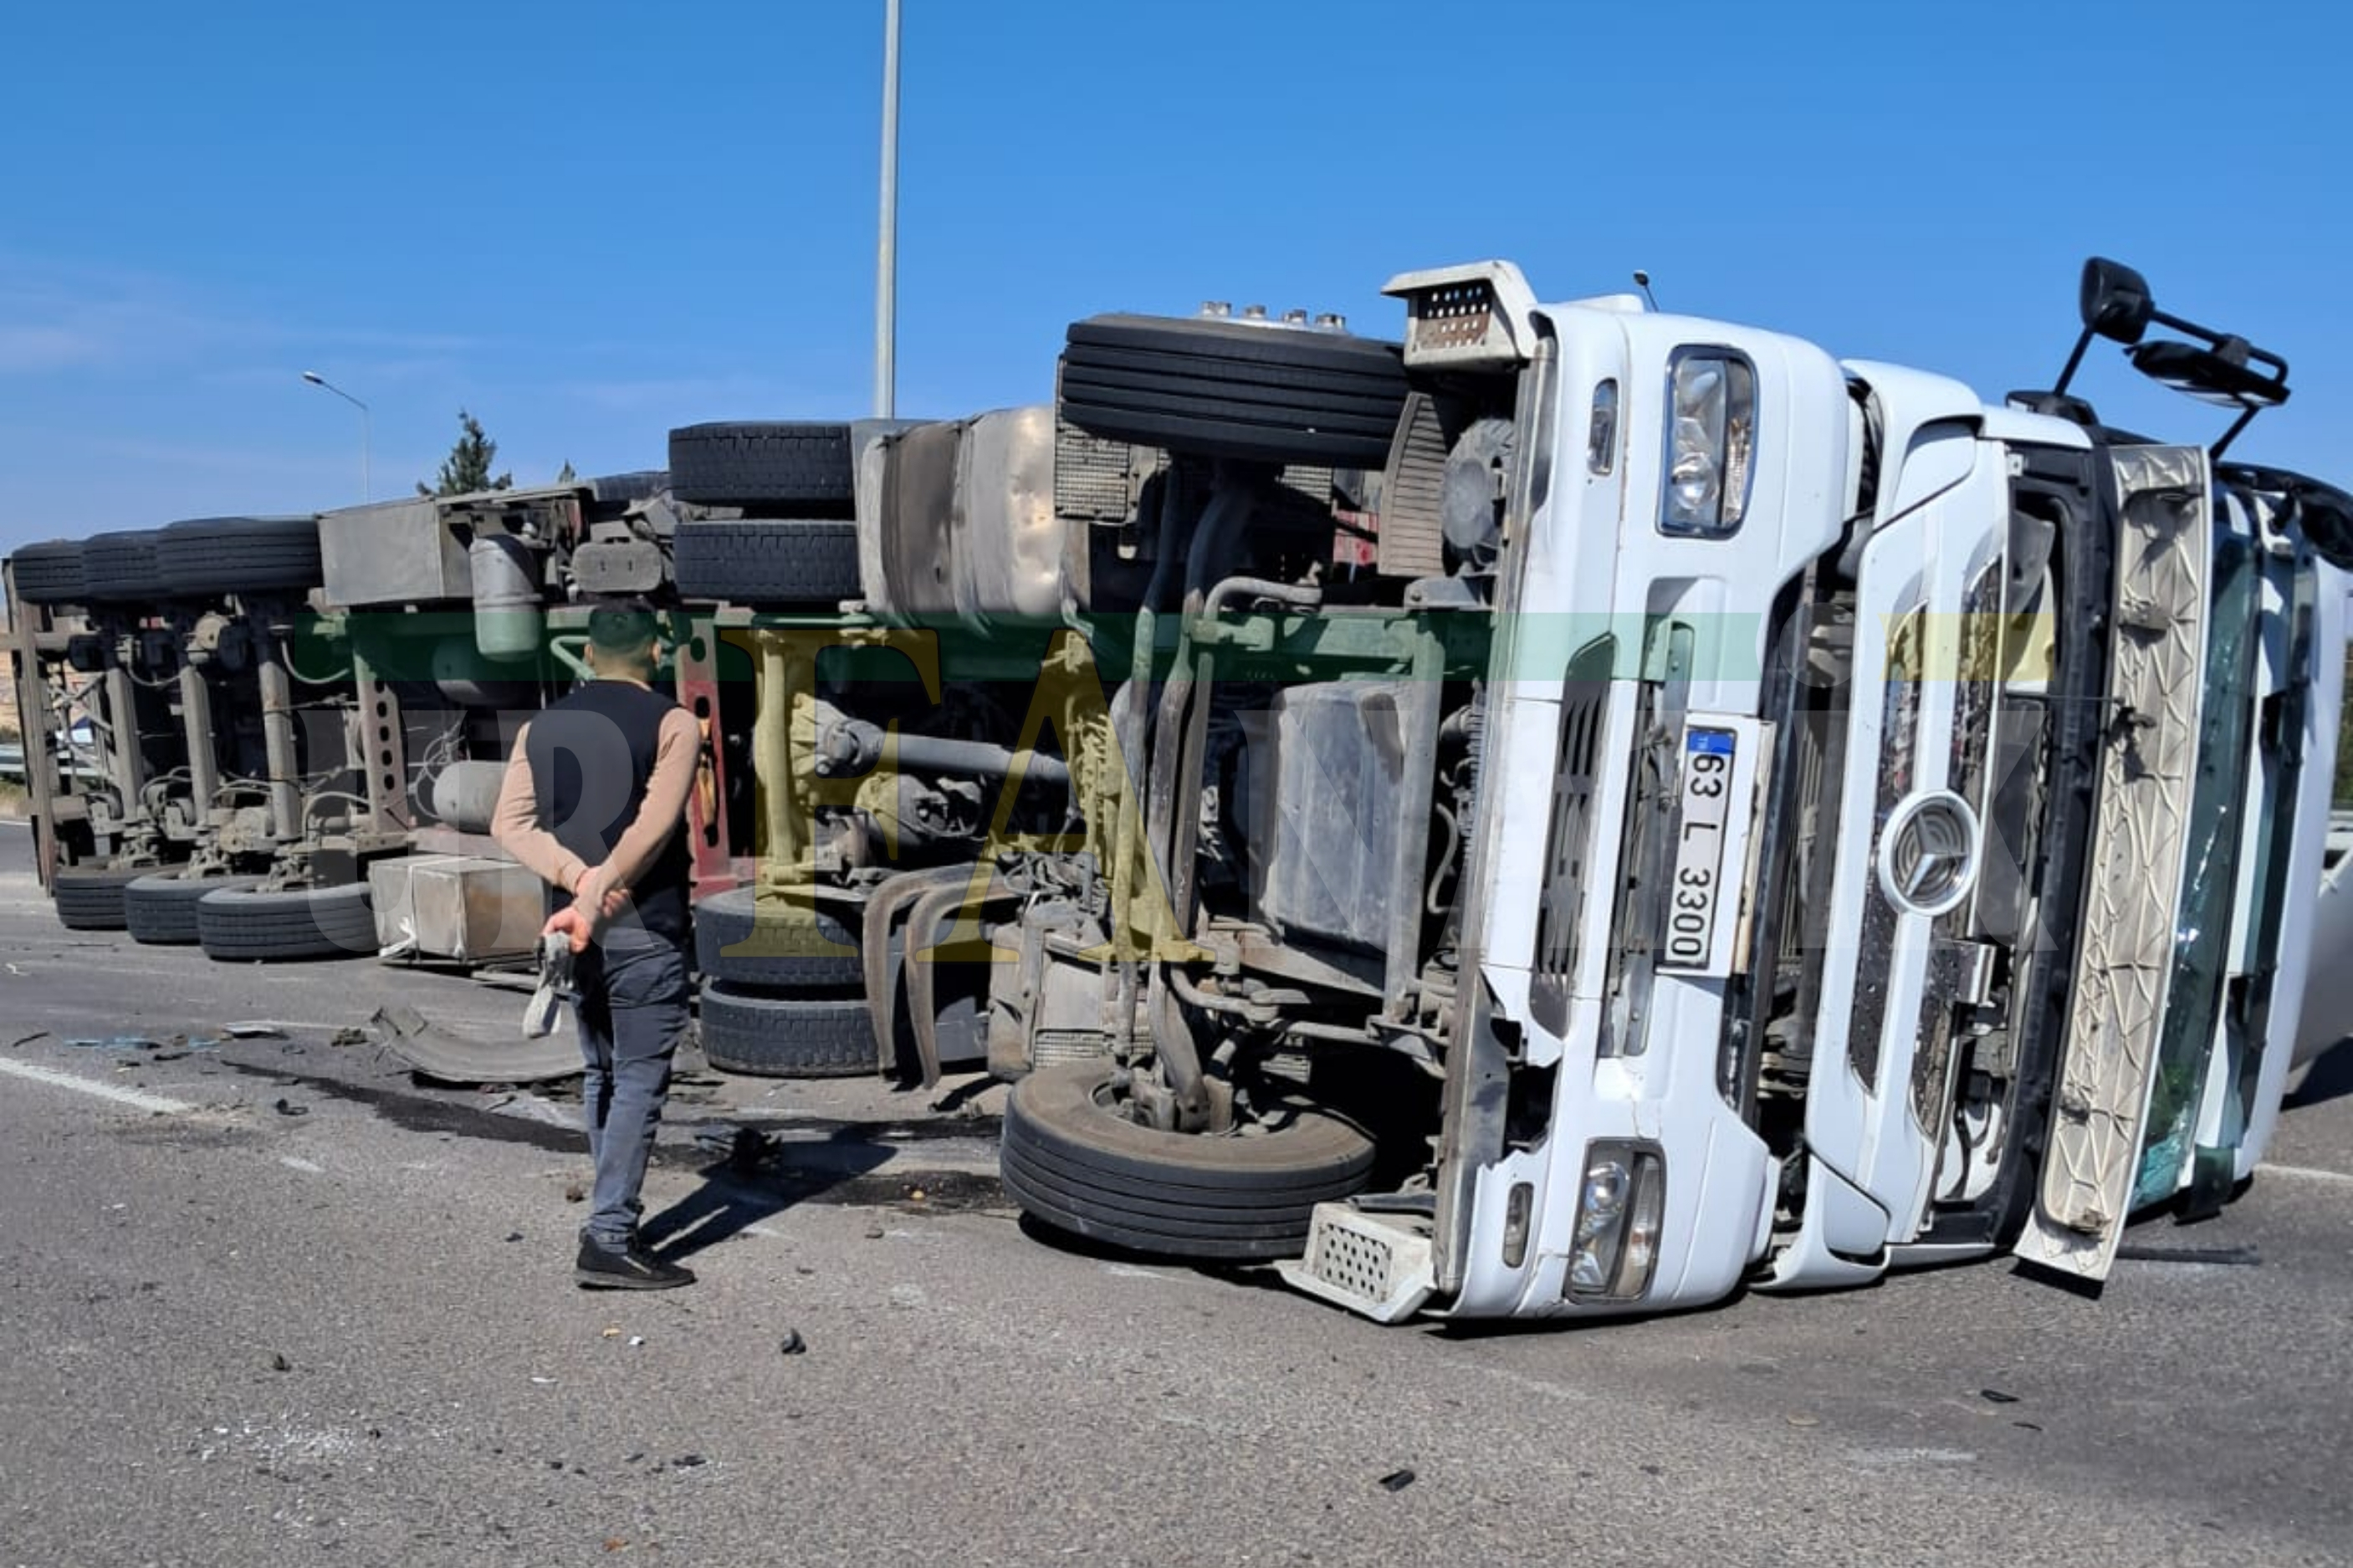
1565, 1141, 1667, 1300
1659, 350, 1757, 536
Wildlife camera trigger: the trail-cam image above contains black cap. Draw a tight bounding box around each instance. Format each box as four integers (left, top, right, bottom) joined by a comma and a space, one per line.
586, 595, 661, 652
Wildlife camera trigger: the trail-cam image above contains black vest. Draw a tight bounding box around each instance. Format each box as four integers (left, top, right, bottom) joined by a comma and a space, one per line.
526, 679, 693, 942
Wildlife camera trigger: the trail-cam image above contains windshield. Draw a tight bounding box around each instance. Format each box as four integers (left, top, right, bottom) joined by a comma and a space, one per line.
2132, 497, 2260, 1209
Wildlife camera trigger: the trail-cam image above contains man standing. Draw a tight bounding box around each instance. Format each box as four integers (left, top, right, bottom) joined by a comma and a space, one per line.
493, 596, 703, 1290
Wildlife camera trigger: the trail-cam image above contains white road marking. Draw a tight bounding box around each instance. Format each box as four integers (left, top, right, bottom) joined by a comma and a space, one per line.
0, 1056, 192, 1114
2261, 1162, 2353, 1186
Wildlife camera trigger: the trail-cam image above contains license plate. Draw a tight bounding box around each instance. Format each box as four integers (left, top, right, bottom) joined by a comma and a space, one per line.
1660, 726, 1737, 973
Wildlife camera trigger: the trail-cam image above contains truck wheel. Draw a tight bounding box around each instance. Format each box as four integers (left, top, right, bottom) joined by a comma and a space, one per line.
124, 871, 265, 945
1000, 1060, 1376, 1261
693, 886, 866, 990
697, 984, 875, 1078
668, 422, 855, 515
8, 539, 84, 605
672, 518, 861, 606
53, 865, 149, 931
155, 516, 324, 595
195, 882, 376, 961
1058, 314, 1410, 471
79, 530, 166, 601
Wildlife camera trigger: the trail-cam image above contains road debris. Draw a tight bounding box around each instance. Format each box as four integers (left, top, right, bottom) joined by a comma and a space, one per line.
270, 1353, 292, 1372
374, 999, 582, 1086
673, 1453, 706, 1468
67, 1034, 164, 1050
219, 1023, 287, 1039
779, 1331, 806, 1356
1377, 1468, 1415, 1492
1982, 1388, 2020, 1405
8, 1030, 48, 1049
273, 1098, 309, 1117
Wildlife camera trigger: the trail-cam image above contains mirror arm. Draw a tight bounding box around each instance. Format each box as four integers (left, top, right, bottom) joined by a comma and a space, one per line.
2054, 325, 2096, 396
2212, 403, 2263, 461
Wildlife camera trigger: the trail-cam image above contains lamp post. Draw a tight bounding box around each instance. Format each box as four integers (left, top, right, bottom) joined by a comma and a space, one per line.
874, 0, 901, 418
301, 370, 371, 501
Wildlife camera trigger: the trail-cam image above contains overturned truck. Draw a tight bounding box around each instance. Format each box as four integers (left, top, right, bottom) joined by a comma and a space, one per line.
708, 257, 2349, 1321
3, 478, 687, 965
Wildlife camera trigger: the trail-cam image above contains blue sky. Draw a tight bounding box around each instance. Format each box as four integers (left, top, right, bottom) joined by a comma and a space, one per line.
2, 0, 2346, 546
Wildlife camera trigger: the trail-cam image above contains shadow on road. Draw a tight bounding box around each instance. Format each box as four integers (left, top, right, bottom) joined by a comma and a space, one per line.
642, 1128, 900, 1259
2285, 1039, 2353, 1111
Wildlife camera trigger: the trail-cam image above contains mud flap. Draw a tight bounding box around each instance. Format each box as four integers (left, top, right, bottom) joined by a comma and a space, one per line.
2013, 447, 2209, 1282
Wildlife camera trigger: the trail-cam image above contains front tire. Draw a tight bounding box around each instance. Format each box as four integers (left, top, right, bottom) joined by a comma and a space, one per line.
1000, 1060, 1376, 1261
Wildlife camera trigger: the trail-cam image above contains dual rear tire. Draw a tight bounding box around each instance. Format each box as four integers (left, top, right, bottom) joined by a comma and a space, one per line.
692, 886, 873, 1077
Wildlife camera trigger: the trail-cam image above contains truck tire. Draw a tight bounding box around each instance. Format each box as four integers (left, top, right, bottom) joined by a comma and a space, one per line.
1000, 1060, 1376, 1261
1059, 315, 1410, 471
693, 886, 866, 990
79, 530, 166, 601
156, 516, 324, 595
124, 871, 265, 945
53, 865, 149, 931
668, 422, 855, 515
672, 518, 861, 606
583, 470, 669, 507
697, 984, 875, 1078
196, 882, 376, 961
8, 539, 84, 604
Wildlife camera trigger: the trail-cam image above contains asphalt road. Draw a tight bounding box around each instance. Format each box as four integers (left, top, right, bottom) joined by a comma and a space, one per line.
3, 822, 2350, 1567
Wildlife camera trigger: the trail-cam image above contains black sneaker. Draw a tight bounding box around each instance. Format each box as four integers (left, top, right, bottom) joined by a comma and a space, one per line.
575, 1237, 697, 1290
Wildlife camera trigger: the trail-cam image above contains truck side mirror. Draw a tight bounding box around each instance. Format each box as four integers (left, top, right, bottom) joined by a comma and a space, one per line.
2079, 257, 2155, 345
2126, 339, 2289, 410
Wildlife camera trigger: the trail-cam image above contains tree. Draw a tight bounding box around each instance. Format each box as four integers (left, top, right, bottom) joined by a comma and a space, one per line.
418, 409, 513, 497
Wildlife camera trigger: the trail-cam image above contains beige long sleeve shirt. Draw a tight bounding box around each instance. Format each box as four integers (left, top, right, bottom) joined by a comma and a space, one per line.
490, 694, 702, 900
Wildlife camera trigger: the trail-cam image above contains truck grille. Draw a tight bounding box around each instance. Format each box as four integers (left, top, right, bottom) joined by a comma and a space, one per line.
1849, 606, 1927, 1092
1909, 559, 2005, 1132
1531, 639, 1617, 1012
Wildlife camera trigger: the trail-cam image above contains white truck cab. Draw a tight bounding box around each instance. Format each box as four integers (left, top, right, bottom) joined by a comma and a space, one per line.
795, 253, 2343, 1324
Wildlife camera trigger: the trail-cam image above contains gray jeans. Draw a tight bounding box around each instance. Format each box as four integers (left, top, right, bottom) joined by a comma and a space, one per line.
574, 929, 692, 1248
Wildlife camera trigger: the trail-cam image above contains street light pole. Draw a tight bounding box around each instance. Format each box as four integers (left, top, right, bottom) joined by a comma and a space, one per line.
874, 0, 901, 419
301, 370, 371, 501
